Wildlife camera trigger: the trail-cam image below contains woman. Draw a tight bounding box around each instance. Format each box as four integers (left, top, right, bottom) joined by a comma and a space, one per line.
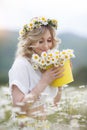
9, 17, 64, 119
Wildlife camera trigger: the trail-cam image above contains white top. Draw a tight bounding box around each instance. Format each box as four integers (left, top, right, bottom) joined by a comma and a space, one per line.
9, 56, 58, 107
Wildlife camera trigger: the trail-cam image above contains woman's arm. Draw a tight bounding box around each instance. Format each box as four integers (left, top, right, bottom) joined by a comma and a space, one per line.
53, 87, 62, 106
11, 73, 48, 106
12, 85, 46, 119
12, 66, 64, 114
12, 66, 64, 104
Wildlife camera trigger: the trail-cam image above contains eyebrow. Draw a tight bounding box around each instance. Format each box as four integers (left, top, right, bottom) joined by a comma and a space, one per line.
40, 36, 52, 40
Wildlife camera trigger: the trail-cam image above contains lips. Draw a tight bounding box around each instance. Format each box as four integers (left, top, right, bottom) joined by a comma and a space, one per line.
41, 50, 48, 52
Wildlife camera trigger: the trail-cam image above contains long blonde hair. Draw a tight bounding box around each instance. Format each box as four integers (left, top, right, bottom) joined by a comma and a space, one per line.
15, 25, 60, 59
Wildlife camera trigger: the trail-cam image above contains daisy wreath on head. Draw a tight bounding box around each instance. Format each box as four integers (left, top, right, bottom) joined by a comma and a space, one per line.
19, 17, 58, 38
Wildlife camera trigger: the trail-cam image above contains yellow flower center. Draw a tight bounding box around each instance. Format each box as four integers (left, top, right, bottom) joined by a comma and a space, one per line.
29, 23, 33, 27
35, 56, 38, 59
65, 55, 69, 59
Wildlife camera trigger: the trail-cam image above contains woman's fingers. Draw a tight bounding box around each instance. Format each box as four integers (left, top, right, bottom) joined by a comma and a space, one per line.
55, 68, 64, 75
51, 66, 63, 71
42, 66, 65, 84
51, 66, 64, 74
55, 73, 64, 79
50, 66, 65, 79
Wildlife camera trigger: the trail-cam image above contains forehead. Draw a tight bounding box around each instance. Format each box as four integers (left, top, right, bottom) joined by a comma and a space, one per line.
40, 29, 52, 39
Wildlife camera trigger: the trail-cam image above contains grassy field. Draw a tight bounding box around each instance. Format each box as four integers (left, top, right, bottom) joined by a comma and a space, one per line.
0, 85, 87, 130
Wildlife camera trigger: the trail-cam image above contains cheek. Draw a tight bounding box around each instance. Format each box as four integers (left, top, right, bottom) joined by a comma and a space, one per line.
49, 42, 53, 48
34, 47, 42, 54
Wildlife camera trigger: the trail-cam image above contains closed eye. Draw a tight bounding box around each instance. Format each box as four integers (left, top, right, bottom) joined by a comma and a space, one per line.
47, 39, 52, 42
39, 40, 44, 44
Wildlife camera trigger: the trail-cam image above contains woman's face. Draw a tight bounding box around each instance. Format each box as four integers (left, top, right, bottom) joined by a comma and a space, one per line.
32, 29, 53, 55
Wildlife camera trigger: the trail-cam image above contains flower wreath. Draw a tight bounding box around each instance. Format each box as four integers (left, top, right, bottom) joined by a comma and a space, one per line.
19, 17, 58, 38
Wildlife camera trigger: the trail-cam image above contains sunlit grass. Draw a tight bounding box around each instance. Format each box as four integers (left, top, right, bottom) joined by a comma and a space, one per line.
0, 85, 87, 130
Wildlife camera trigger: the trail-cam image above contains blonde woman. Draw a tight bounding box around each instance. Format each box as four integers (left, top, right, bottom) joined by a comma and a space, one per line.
9, 17, 64, 120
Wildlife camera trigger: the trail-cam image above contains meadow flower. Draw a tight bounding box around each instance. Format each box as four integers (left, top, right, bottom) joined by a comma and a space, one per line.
19, 29, 25, 36
12, 107, 21, 113
51, 57, 57, 64
54, 62, 60, 67
41, 51, 47, 58
46, 56, 51, 61
70, 119, 79, 127
39, 17, 47, 22
79, 85, 85, 88
28, 22, 34, 28
39, 17, 48, 25
39, 58, 46, 66
32, 64, 38, 70
59, 61, 64, 66
47, 51, 54, 58
0, 85, 87, 129
54, 51, 60, 59
32, 54, 40, 63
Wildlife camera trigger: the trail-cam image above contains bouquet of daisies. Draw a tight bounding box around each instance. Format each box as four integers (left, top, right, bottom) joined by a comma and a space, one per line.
32, 49, 75, 87
32, 49, 75, 70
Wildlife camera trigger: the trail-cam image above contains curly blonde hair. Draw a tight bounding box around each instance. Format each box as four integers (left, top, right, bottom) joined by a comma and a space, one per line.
15, 25, 60, 59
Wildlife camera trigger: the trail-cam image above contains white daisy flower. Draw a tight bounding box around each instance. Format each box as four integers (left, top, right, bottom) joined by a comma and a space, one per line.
46, 60, 51, 66
54, 50, 60, 55
41, 52, 47, 59
39, 17, 47, 22
28, 22, 34, 29
19, 29, 25, 35
66, 49, 73, 54
59, 52, 65, 59
54, 54, 59, 60
61, 50, 67, 55
69, 53, 75, 58
59, 60, 65, 66
46, 56, 51, 62
48, 52, 54, 58
64, 54, 70, 60
32, 64, 38, 70
39, 58, 46, 66
54, 62, 59, 67
51, 57, 57, 64
41, 65, 46, 70
32, 54, 40, 63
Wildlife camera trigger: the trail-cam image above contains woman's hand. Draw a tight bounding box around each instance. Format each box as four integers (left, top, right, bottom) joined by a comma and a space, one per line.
41, 66, 64, 85
30, 66, 64, 103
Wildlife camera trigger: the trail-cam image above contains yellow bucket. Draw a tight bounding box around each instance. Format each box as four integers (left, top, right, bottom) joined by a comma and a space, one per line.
50, 60, 74, 87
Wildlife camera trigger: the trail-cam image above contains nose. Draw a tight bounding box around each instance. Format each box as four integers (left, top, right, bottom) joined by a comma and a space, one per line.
43, 42, 49, 51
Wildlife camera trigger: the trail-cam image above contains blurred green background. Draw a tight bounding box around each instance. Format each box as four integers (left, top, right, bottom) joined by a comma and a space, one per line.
0, 30, 87, 86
